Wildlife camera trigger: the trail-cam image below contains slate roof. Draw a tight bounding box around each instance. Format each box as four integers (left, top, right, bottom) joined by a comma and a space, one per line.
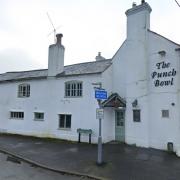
0, 59, 112, 83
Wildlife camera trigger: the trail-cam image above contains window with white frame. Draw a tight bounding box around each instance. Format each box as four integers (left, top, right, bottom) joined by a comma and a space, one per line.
34, 112, 44, 121
162, 110, 169, 118
65, 81, 82, 97
59, 114, 71, 129
133, 109, 141, 122
10, 111, 24, 119
18, 84, 30, 97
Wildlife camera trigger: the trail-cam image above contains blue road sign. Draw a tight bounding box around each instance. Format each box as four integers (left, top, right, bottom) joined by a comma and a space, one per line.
95, 89, 107, 100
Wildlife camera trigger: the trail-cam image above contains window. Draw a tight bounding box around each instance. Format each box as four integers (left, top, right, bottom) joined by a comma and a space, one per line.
65, 81, 82, 97
10, 112, 24, 119
116, 111, 124, 126
59, 114, 71, 129
18, 84, 30, 97
34, 112, 44, 121
133, 109, 141, 122
162, 110, 169, 118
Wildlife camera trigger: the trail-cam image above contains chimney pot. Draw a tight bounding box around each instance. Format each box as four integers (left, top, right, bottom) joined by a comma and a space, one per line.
95, 52, 105, 61
56, 33, 63, 45
141, 0, 145, 4
132, 2, 137, 7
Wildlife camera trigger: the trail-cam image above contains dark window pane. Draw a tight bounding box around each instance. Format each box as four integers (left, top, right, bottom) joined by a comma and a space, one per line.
73, 83, 76, 96
119, 112, 124, 118
77, 83, 82, 96
120, 122, 124, 126
116, 119, 121, 126
71, 84, 74, 96
66, 115, 71, 128
35, 113, 44, 119
65, 83, 71, 97
23, 86, 26, 96
133, 110, 141, 122
162, 110, 169, 118
116, 111, 124, 126
59, 115, 65, 128
67, 90, 70, 96
27, 85, 30, 97
40, 113, 44, 119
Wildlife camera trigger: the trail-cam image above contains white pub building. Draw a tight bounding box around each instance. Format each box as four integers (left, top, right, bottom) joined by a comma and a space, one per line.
1, 1, 180, 155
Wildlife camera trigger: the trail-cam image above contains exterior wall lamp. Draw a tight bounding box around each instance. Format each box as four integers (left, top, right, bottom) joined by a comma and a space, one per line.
158, 50, 166, 56
132, 99, 138, 107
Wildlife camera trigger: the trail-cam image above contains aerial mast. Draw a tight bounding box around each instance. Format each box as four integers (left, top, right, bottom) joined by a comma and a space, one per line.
47, 12, 57, 43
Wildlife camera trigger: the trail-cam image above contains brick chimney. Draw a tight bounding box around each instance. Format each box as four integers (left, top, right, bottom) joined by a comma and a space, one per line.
48, 34, 65, 77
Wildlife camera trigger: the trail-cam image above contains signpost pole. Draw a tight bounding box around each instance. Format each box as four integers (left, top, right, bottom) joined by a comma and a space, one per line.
97, 99, 102, 165
93, 82, 107, 165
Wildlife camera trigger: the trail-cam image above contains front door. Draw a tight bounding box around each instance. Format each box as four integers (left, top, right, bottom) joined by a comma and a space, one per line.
115, 110, 125, 142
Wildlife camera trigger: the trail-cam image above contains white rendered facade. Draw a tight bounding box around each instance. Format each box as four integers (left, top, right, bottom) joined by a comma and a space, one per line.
0, 2, 180, 154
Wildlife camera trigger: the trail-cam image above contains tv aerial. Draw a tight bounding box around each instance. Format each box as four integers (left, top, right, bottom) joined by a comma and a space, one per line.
175, 0, 180, 7
47, 12, 62, 43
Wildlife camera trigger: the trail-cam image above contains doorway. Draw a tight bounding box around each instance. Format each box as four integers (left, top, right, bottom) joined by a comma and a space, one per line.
115, 110, 125, 142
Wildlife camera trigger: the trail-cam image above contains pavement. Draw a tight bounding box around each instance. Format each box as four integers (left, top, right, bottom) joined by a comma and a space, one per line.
0, 152, 86, 180
0, 134, 180, 180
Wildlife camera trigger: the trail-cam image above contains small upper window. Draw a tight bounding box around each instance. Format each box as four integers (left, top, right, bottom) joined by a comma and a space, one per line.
162, 110, 169, 118
10, 111, 24, 119
34, 112, 44, 121
18, 84, 30, 97
65, 81, 82, 97
133, 109, 141, 122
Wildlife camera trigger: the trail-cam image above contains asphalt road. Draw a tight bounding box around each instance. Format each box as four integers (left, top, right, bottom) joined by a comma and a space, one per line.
0, 152, 87, 180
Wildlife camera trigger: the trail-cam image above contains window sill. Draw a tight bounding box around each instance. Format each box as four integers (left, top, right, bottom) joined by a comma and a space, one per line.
64, 96, 83, 98
10, 118, 24, 120
17, 96, 30, 98
34, 119, 44, 121
58, 128, 71, 131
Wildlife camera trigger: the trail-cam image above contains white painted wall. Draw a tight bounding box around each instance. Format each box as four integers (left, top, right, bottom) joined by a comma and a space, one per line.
0, 73, 112, 143
111, 2, 151, 147
111, 2, 180, 152
148, 31, 180, 152
101, 64, 114, 142
112, 41, 127, 98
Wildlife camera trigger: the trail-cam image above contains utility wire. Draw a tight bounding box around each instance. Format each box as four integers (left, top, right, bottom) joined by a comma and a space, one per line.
175, 0, 180, 7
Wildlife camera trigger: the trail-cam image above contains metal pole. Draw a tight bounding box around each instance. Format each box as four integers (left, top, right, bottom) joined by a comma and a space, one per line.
93, 82, 103, 165
97, 99, 103, 165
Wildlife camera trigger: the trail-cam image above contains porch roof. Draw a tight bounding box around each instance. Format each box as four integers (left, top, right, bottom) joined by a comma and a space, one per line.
102, 93, 126, 108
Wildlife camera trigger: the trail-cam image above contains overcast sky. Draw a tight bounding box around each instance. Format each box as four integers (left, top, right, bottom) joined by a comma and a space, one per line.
0, 0, 179, 73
